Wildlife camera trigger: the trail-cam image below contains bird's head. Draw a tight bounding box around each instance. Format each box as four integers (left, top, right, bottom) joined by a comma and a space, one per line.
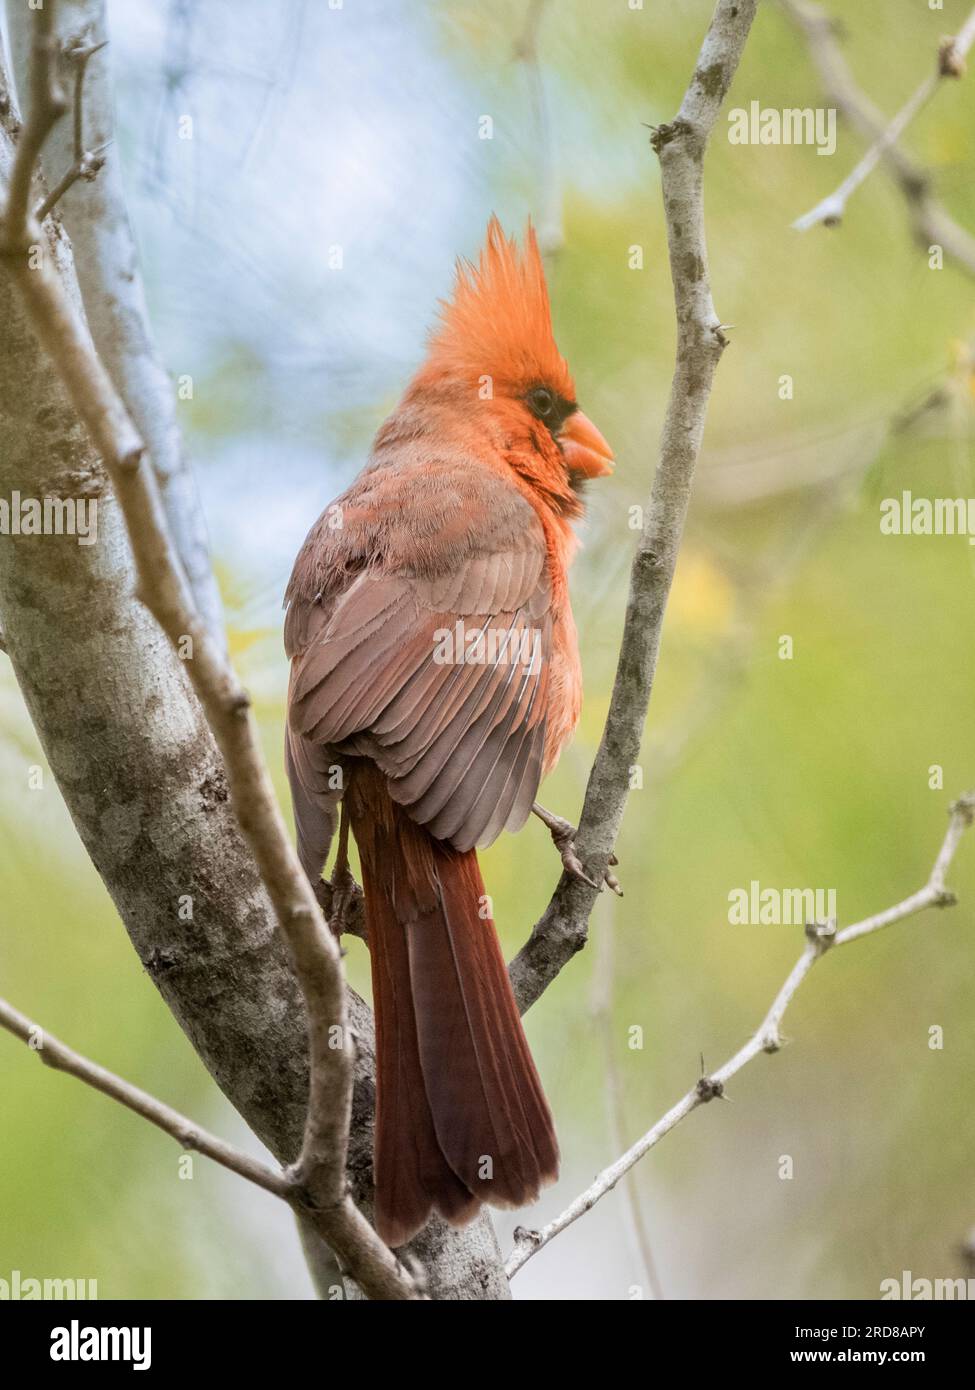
411, 217, 614, 514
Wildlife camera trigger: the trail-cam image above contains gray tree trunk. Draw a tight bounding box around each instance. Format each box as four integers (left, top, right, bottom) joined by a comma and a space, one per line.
0, 61, 508, 1302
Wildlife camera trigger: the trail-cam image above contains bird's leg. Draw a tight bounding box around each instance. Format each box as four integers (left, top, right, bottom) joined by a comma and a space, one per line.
319, 802, 366, 943
531, 802, 622, 896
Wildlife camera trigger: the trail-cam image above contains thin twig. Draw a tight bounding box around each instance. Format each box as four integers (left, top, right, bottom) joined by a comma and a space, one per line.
0, 989, 426, 1302
0, 997, 294, 1201
35, 140, 109, 223
509, 0, 760, 1013
793, 73, 938, 232
6, 0, 226, 647
0, 2, 65, 252
0, 1, 416, 1302
787, 0, 975, 274
33, 38, 109, 223
506, 793, 975, 1278
71, 41, 106, 159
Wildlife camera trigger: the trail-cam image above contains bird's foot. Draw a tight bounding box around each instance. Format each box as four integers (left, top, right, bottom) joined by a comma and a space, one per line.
315, 868, 366, 944
532, 803, 622, 895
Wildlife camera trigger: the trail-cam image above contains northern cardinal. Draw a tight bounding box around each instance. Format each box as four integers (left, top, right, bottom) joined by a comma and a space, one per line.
285, 218, 613, 1247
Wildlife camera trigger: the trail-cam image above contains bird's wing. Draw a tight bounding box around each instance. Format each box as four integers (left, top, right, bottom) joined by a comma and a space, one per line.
286, 467, 552, 853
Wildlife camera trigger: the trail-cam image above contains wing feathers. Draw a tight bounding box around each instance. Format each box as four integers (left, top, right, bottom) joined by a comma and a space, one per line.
287, 550, 553, 850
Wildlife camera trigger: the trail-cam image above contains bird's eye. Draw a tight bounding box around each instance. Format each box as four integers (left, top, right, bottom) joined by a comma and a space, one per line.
528, 386, 555, 418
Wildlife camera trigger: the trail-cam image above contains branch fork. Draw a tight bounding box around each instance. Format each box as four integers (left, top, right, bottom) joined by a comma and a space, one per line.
0, 0, 417, 1301
505, 791, 975, 1279
787, 0, 975, 274
10, 0, 959, 1303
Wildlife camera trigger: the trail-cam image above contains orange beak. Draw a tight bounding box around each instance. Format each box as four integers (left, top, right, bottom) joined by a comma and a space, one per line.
559, 410, 614, 479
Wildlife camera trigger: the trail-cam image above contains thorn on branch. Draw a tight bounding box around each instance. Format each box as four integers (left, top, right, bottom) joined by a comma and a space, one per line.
695, 1074, 725, 1102
696, 1052, 725, 1102
649, 118, 691, 155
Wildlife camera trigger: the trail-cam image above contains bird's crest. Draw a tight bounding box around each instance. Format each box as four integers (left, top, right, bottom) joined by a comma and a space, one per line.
422, 217, 574, 399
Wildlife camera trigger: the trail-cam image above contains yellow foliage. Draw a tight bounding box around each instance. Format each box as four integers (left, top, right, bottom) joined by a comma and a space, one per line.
668, 550, 734, 634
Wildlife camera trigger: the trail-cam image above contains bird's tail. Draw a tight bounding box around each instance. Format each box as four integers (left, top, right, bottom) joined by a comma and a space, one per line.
346, 761, 559, 1249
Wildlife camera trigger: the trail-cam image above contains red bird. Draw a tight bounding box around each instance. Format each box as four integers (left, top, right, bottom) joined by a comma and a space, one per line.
285, 218, 614, 1247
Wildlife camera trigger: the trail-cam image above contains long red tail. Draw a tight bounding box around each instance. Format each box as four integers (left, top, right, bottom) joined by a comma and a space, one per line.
346, 762, 559, 1248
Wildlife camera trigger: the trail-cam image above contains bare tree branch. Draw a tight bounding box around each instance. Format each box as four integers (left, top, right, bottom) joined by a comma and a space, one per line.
509, 0, 759, 1013
0, 1, 415, 1302
0, 12, 508, 1304
5, 0, 226, 646
0, 990, 426, 1303
297, 1215, 346, 1299
33, 37, 107, 222
0, 996, 295, 1202
786, 0, 975, 275
1, 0, 65, 240
506, 792, 975, 1278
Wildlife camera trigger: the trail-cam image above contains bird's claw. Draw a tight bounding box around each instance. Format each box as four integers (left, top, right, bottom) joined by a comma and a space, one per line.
554, 829, 599, 890
316, 867, 366, 943
603, 853, 623, 897
545, 815, 623, 896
